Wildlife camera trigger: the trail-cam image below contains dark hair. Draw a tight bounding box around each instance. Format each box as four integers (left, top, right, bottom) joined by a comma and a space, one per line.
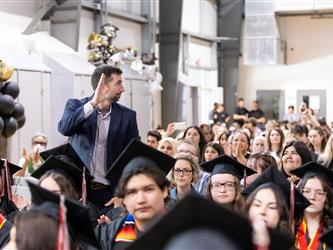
288, 105, 295, 111
309, 127, 327, 153
201, 142, 223, 163
91, 65, 123, 90
181, 126, 207, 161
267, 128, 285, 155
115, 166, 170, 203
245, 183, 291, 235
147, 130, 162, 141
296, 172, 333, 229
291, 124, 309, 137
14, 210, 59, 250
238, 98, 244, 102
247, 153, 277, 173
218, 131, 230, 143
281, 141, 312, 166
39, 171, 79, 200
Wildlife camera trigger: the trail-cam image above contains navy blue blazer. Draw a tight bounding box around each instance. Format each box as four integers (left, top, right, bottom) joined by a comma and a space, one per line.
58, 96, 140, 172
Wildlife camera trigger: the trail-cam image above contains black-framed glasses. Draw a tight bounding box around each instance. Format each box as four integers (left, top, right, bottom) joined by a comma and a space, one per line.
173, 168, 193, 176
211, 181, 236, 192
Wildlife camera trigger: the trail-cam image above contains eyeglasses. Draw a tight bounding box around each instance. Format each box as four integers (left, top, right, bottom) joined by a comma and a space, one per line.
173, 168, 193, 176
211, 182, 236, 192
301, 188, 326, 199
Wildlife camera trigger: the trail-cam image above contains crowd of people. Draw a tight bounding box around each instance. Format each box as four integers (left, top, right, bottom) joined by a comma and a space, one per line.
1, 65, 333, 249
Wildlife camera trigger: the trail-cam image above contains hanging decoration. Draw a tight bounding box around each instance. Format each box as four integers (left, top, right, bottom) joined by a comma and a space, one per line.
0, 58, 26, 138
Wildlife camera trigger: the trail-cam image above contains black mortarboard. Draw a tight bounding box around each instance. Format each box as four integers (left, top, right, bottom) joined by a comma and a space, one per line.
126, 194, 293, 250
40, 143, 86, 170
27, 181, 99, 248
31, 155, 93, 192
242, 166, 310, 212
290, 161, 333, 186
200, 155, 256, 180
0, 159, 21, 176
320, 227, 333, 248
106, 139, 176, 184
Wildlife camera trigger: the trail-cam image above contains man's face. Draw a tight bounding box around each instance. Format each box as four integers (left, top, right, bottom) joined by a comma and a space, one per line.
147, 135, 159, 149
251, 101, 258, 110
123, 174, 167, 225
239, 100, 245, 108
104, 73, 124, 103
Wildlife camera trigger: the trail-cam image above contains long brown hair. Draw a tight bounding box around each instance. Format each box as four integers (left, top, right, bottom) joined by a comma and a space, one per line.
38, 170, 79, 200
268, 128, 285, 155
204, 175, 244, 211
296, 172, 333, 229
244, 183, 291, 235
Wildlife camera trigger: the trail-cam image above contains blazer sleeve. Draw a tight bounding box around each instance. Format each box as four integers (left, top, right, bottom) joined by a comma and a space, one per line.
58, 98, 88, 137
126, 111, 140, 144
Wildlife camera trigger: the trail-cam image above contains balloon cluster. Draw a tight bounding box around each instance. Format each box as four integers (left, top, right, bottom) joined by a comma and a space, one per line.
0, 59, 25, 138
87, 22, 120, 66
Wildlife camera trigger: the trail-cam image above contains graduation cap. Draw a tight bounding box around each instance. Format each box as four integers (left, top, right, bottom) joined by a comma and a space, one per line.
126, 194, 293, 250
290, 161, 333, 186
242, 166, 310, 232
40, 143, 86, 170
320, 227, 333, 248
200, 155, 256, 182
0, 159, 21, 176
27, 181, 99, 248
31, 155, 94, 192
0, 159, 21, 216
106, 139, 176, 185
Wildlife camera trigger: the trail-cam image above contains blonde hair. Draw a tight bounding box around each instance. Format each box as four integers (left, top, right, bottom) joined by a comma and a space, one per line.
171, 152, 200, 184
318, 134, 333, 168
158, 137, 179, 157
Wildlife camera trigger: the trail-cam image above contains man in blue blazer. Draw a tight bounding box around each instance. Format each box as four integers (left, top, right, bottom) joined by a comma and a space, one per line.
58, 65, 139, 210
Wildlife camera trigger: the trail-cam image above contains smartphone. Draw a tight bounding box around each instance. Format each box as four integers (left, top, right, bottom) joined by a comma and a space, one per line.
173, 122, 187, 131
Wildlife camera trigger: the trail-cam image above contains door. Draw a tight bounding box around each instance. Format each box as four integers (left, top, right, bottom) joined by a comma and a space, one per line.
256, 90, 285, 120
297, 90, 326, 119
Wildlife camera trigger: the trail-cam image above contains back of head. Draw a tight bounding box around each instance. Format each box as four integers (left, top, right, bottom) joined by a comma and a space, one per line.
14, 209, 59, 250
163, 228, 241, 250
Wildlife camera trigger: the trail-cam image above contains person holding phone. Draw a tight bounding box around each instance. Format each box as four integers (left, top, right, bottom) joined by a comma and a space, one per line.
58, 65, 139, 211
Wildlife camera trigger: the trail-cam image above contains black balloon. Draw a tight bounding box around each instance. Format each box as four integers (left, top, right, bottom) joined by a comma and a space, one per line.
0, 94, 15, 115
0, 116, 3, 134
12, 103, 25, 120
2, 117, 17, 138
17, 115, 25, 129
1, 81, 20, 99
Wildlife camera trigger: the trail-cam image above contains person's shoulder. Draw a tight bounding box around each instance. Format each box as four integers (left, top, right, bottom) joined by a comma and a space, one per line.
66, 96, 91, 105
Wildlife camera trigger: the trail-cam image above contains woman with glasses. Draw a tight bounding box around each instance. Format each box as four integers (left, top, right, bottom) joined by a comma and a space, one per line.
202, 155, 255, 210
291, 162, 333, 250
169, 152, 200, 203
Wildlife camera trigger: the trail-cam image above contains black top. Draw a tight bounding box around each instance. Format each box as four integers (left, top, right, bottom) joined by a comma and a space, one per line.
212, 111, 229, 124
234, 107, 249, 126
249, 109, 265, 120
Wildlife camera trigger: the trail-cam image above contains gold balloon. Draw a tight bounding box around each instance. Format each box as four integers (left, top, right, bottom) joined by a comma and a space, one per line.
0, 58, 14, 82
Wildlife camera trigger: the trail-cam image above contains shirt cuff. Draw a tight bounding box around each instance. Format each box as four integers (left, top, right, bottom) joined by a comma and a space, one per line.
83, 101, 95, 118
